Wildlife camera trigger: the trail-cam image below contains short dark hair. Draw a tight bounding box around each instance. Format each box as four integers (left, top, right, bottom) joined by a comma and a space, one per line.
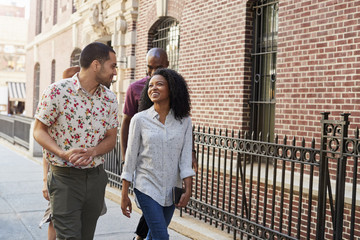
80, 42, 115, 69
139, 68, 191, 120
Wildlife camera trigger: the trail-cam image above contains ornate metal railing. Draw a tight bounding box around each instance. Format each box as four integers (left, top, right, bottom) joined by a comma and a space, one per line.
186, 127, 320, 239
103, 113, 359, 239
0, 112, 358, 239
103, 131, 123, 189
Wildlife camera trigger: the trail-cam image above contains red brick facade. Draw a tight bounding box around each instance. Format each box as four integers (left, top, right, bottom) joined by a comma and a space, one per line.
135, 0, 360, 140
134, 1, 360, 239
136, 0, 252, 132
276, 0, 360, 138
24, 1, 359, 238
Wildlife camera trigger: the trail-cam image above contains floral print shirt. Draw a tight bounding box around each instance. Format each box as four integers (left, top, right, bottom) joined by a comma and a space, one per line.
35, 75, 119, 169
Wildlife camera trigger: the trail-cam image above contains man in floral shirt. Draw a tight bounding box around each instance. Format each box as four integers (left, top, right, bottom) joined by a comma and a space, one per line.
33, 42, 119, 240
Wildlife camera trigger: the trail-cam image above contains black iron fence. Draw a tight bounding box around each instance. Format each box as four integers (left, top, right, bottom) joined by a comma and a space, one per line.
185, 126, 323, 239
103, 134, 123, 189
0, 113, 358, 239
103, 113, 359, 240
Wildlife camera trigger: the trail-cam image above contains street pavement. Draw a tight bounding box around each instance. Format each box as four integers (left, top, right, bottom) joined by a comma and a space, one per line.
0, 141, 191, 240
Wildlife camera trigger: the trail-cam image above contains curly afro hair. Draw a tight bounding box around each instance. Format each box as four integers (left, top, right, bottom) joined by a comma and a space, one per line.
139, 68, 191, 120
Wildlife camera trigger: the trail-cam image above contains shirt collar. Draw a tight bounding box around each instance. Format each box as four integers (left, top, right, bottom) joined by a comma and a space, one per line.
148, 105, 174, 121
149, 106, 158, 119
72, 74, 104, 97
73, 74, 81, 92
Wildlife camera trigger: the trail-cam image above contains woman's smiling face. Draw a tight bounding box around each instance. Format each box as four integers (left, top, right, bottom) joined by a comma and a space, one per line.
148, 74, 170, 104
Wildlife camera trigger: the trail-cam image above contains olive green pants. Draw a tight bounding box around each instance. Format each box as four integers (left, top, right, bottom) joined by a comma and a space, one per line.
48, 164, 108, 240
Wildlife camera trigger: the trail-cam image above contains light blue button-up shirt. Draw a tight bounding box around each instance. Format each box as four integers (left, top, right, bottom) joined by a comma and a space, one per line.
121, 106, 195, 206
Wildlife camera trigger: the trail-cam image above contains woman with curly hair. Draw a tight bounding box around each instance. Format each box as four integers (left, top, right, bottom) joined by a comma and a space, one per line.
121, 68, 195, 240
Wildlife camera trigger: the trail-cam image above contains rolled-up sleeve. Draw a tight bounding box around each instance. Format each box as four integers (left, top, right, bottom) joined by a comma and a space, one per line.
121, 114, 141, 182
35, 85, 59, 126
179, 117, 195, 179
108, 99, 119, 130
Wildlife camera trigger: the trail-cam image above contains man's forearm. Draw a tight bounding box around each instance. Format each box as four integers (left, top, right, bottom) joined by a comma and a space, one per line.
90, 127, 117, 157
33, 119, 64, 158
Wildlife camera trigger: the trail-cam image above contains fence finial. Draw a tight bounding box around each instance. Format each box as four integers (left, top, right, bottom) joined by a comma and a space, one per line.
321, 112, 330, 120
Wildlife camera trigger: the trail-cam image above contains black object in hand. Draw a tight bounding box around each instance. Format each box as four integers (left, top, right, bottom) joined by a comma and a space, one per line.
172, 187, 185, 204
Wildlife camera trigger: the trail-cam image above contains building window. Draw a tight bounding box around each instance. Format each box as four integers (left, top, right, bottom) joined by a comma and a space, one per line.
51, 60, 56, 83
53, 0, 58, 25
250, 0, 278, 140
33, 63, 40, 115
72, 0, 76, 13
151, 18, 180, 71
36, 0, 43, 35
70, 48, 81, 67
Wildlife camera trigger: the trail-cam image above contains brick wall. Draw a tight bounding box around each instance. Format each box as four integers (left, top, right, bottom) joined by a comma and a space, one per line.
276, 0, 360, 139
135, 0, 253, 132
136, 0, 360, 140
179, 0, 253, 131
135, 0, 154, 80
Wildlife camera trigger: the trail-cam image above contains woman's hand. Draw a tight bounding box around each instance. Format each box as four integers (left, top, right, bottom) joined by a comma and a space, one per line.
176, 177, 192, 207
175, 190, 191, 208
121, 180, 132, 217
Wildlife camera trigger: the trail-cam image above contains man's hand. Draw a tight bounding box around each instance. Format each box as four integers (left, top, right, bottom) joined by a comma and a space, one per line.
67, 148, 95, 166
42, 181, 50, 201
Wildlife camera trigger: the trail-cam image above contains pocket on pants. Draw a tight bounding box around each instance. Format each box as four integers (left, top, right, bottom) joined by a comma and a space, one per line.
101, 167, 109, 187
47, 171, 54, 196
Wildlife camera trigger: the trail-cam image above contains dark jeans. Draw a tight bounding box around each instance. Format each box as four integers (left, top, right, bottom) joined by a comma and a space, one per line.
134, 188, 175, 240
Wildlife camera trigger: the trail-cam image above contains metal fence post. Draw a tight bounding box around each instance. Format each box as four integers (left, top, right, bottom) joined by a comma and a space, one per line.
316, 112, 330, 240
334, 113, 350, 240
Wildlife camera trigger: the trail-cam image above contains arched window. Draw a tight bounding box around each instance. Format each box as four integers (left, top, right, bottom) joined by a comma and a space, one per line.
250, 0, 278, 141
51, 60, 56, 83
150, 18, 180, 71
70, 48, 81, 67
33, 63, 40, 115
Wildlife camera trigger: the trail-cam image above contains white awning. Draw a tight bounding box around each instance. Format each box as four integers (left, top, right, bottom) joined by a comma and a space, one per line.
8, 82, 26, 101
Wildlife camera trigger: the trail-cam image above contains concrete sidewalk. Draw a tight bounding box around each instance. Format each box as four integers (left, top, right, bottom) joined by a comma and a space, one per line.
0, 140, 231, 240
0, 141, 190, 240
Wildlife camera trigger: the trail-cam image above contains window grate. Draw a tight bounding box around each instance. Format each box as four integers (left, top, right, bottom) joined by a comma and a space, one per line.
250, 0, 278, 141
70, 48, 81, 67
152, 18, 180, 71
